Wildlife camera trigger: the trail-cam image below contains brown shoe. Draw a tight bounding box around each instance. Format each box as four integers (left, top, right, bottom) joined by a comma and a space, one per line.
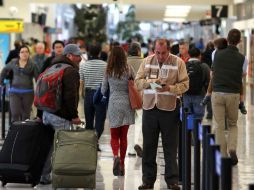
134, 144, 143, 157
229, 150, 238, 166
167, 183, 180, 190
138, 183, 154, 189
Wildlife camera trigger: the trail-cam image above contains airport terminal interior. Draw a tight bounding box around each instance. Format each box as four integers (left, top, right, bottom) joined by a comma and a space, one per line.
1, 0, 254, 189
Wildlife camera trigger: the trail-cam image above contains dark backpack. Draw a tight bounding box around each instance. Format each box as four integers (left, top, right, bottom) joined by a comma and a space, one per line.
186, 60, 203, 95
34, 63, 71, 113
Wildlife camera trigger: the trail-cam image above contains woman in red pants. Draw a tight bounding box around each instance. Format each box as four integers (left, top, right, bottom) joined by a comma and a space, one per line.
101, 46, 135, 176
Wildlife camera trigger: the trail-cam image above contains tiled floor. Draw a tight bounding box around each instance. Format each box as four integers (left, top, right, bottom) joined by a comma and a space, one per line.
1, 88, 254, 189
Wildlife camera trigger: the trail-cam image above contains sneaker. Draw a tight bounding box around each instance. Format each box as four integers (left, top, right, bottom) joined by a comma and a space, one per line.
134, 144, 143, 158
239, 102, 247, 115
113, 157, 120, 176
138, 183, 154, 189
229, 150, 238, 166
200, 96, 211, 106
167, 183, 180, 190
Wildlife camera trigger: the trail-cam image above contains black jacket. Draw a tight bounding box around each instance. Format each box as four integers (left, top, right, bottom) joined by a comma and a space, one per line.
212, 45, 244, 93
5, 49, 19, 64
51, 55, 80, 121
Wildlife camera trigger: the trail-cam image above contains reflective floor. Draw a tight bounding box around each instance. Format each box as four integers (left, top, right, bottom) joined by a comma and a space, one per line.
0, 88, 254, 190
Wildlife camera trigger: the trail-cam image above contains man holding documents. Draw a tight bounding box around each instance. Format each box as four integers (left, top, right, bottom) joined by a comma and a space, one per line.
135, 39, 189, 190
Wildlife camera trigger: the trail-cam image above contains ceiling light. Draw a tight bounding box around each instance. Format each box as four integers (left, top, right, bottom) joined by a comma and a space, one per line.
164, 5, 191, 17
163, 17, 186, 23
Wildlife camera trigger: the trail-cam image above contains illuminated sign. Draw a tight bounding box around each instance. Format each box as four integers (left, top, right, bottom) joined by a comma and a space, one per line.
0, 19, 24, 33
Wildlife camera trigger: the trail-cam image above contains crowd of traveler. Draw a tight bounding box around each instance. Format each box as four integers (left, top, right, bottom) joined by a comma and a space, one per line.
0, 28, 247, 189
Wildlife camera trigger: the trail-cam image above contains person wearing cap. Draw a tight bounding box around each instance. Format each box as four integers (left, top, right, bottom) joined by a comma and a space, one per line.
39, 44, 82, 185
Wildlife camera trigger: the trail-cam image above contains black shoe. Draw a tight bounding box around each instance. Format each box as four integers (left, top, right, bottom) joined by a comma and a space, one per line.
201, 96, 211, 106
113, 157, 120, 176
206, 114, 213, 120
119, 165, 125, 176
134, 144, 143, 158
167, 183, 180, 190
128, 152, 136, 156
138, 183, 154, 189
229, 150, 238, 166
239, 102, 247, 114
97, 144, 101, 152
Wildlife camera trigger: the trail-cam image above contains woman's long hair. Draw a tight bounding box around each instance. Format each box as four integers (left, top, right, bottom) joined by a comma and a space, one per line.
106, 46, 128, 79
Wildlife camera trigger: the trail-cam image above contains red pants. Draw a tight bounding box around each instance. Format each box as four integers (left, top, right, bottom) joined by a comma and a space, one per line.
110, 125, 129, 166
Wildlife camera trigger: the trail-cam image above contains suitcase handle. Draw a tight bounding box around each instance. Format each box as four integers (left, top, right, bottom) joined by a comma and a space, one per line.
71, 121, 85, 130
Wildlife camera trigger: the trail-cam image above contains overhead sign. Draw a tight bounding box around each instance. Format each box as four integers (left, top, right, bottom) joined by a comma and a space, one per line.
0, 19, 24, 33
211, 5, 228, 18
199, 18, 220, 26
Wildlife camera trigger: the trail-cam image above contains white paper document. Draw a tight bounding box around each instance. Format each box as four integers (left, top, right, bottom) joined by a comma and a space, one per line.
150, 82, 162, 90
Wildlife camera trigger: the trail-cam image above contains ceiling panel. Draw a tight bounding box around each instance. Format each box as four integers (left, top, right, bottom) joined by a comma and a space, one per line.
31, 0, 233, 22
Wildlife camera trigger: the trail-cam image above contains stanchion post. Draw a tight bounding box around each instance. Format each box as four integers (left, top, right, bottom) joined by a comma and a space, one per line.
1, 85, 6, 139
193, 119, 201, 190
182, 108, 188, 190
185, 112, 192, 190
209, 145, 220, 190
178, 108, 182, 183
206, 133, 215, 190
202, 125, 211, 190
221, 157, 232, 190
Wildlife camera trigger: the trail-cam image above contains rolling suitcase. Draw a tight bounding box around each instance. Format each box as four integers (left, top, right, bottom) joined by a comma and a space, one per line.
0, 120, 54, 187
52, 128, 97, 189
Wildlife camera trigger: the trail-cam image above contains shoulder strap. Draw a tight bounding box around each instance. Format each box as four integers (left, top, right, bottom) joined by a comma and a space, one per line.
44, 63, 71, 76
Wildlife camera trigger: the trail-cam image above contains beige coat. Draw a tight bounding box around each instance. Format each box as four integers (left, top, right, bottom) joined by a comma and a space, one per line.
135, 53, 189, 111
127, 56, 143, 75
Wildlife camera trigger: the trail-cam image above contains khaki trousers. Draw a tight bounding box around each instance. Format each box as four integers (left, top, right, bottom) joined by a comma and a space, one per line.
211, 92, 240, 157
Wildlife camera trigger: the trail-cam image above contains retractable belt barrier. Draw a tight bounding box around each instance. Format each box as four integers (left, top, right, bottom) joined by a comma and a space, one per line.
249, 184, 254, 190
1, 85, 6, 139
180, 110, 233, 190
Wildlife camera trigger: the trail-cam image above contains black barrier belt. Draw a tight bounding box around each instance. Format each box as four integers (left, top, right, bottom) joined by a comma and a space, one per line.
221, 157, 232, 190
202, 125, 211, 190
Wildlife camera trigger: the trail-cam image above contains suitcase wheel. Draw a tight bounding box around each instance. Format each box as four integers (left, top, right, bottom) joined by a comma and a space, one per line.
2, 181, 7, 187
31, 183, 37, 187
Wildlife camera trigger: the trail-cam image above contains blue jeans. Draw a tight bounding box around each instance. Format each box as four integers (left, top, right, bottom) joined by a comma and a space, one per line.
183, 94, 205, 120
84, 89, 107, 139
42, 111, 72, 130
41, 111, 72, 181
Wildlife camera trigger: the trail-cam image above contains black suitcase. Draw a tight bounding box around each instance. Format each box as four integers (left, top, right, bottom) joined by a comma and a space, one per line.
0, 120, 54, 187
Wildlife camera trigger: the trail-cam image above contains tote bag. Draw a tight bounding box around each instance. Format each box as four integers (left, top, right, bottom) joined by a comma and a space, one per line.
128, 79, 142, 109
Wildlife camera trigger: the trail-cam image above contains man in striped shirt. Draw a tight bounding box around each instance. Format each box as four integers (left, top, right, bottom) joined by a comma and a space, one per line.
79, 44, 107, 151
